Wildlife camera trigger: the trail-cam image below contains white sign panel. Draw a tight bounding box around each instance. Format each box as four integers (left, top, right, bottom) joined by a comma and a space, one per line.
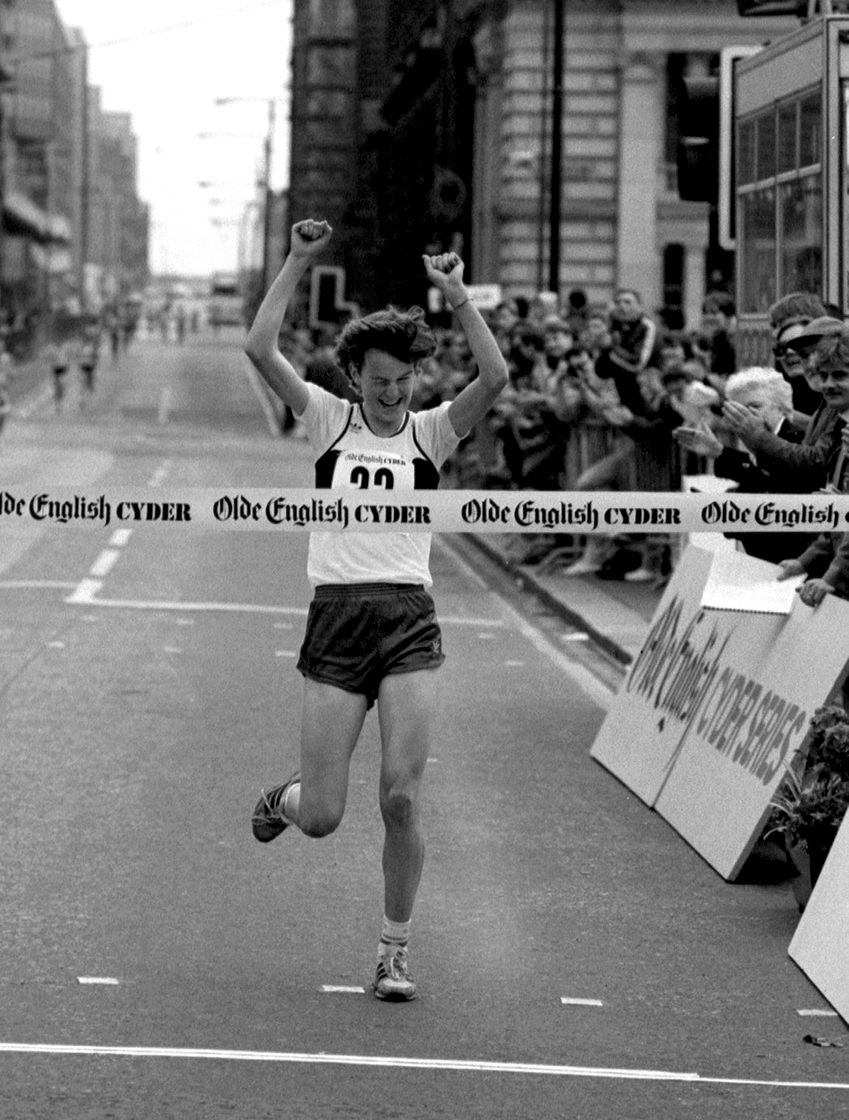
465, 284, 503, 310
789, 813, 849, 1023
591, 545, 849, 880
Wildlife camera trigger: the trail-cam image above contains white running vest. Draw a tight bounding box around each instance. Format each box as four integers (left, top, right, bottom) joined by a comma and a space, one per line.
299, 381, 460, 587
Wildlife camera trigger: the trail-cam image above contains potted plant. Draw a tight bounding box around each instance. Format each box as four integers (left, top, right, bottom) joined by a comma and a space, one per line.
764, 704, 849, 912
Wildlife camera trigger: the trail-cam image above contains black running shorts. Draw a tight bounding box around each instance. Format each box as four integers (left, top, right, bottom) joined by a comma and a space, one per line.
297, 583, 444, 707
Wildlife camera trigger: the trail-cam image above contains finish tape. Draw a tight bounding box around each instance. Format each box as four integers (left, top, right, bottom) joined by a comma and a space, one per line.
1, 487, 847, 534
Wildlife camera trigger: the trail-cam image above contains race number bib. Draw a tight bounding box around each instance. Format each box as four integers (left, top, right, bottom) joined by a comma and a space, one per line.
333, 449, 414, 491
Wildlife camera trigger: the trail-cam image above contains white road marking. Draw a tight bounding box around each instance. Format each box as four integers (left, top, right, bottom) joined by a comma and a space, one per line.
60, 584, 504, 626
1, 1042, 849, 1091
275, 651, 296, 658
88, 549, 121, 578
562, 632, 590, 642
76, 978, 119, 986
498, 597, 613, 711
148, 459, 172, 487
321, 986, 365, 994
504, 660, 525, 667
156, 391, 172, 427
66, 578, 103, 604
441, 616, 506, 627
64, 587, 308, 615
437, 538, 614, 710
478, 632, 496, 640
0, 581, 77, 590
561, 997, 603, 1007
109, 529, 133, 547
798, 1009, 839, 1017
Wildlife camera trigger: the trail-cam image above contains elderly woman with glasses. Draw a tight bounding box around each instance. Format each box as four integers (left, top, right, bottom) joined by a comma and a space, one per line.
714, 317, 844, 494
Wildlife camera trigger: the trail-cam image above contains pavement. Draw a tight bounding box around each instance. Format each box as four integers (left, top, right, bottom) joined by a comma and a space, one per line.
465, 531, 664, 668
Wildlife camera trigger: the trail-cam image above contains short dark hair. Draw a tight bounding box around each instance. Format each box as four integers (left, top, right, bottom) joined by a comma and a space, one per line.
703, 291, 736, 318
512, 323, 544, 350
768, 291, 827, 331
333, 305, 436, 377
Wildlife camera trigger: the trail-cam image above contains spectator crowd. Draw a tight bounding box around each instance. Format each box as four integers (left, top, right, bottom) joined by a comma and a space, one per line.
285, 283, 849, 588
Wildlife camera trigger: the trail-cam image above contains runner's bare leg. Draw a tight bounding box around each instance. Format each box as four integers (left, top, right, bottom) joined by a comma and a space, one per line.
376, 669, 439, 921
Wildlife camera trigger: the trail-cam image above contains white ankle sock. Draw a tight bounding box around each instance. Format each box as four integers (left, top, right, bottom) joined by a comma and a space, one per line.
379, 916, 411, 955
281, 780, 300, 823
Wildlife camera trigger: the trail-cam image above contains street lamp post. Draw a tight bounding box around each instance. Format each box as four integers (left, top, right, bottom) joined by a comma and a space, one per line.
213, 96, 283, 294
261, 98, 275, 294
548, 0, 565, 298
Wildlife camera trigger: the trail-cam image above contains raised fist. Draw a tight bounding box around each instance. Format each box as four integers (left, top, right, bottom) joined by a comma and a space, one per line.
290, 220, 332, 257
422, 251, 465, 304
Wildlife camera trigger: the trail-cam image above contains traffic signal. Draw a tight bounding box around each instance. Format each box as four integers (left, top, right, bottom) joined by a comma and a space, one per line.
308, 266, 359, 328
676, 47, 761, 245
676, 74, 720, 203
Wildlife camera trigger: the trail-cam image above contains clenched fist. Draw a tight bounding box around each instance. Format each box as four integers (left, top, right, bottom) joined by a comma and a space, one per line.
422, 251, 466, 308
290, 220, 333, 257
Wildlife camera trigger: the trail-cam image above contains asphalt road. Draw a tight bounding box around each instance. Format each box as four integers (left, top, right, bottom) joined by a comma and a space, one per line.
0, 329, 847, 1120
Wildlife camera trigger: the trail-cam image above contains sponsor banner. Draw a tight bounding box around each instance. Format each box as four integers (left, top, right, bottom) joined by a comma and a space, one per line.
789, 813, 849, 1023
1, 487, 849, 534
591, 546, 849, 881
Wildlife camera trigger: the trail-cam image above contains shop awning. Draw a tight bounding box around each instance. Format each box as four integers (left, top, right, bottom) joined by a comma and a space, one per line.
3, 191, 72, 242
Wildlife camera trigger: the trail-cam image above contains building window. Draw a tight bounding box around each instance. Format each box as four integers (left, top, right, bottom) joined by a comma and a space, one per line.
736, 88, 822, 314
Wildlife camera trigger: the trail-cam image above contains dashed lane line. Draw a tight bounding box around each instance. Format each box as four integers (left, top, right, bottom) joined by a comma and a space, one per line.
0, 1042, 847, 1091
438, 538, 614, 710
156, 391, 172, 428
88, 549, 122, 578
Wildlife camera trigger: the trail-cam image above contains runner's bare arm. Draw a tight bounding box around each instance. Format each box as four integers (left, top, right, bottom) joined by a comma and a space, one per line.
422, 253, 509, 438
245, 219, 333, 414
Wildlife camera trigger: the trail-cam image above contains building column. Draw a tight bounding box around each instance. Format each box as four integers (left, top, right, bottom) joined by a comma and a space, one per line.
616, 52, 662, 310
684, 239, 707, 334
471, 18, 504, 284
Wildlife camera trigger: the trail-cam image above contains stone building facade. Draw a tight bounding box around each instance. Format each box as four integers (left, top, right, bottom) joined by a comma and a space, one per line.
470, 0, 795, 326
0, 0, 148, 323
287, 0, 799, 327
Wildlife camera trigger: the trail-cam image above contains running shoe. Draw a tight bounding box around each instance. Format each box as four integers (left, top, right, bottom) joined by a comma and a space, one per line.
251, 772, 300, 843
373, 944, 417, 1001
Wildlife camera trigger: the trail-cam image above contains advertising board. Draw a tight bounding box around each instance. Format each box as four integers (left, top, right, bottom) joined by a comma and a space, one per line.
591, 546, 849, 880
